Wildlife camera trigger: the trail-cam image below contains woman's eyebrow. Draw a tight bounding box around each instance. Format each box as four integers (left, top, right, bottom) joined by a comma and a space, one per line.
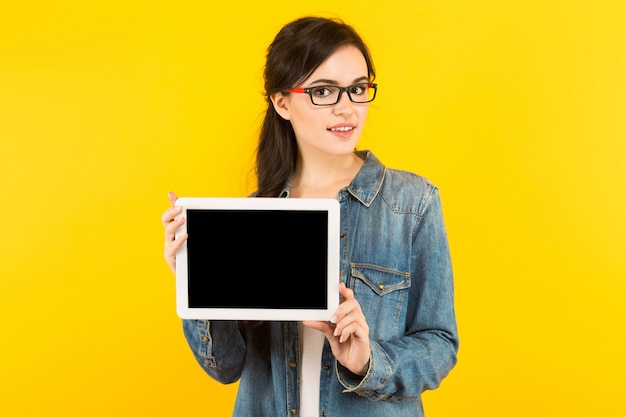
307, 76, 369, 86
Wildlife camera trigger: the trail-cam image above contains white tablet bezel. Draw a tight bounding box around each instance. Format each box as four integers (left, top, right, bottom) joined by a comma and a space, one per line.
174, 197, 340, 321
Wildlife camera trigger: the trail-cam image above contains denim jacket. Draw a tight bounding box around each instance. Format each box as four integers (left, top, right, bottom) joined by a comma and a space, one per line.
182, 150, 459, 417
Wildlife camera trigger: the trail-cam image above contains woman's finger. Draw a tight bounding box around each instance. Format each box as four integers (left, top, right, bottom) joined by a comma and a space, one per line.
331, 284, 359, 323
330, 283, 369, 343
164, 233, 187, 258
164, 213, 185, 240
168, 191, 178, 207
161, 205, 183, 227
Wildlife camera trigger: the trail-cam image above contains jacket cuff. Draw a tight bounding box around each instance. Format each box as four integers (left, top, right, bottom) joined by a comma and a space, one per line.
336, 341, 389, 397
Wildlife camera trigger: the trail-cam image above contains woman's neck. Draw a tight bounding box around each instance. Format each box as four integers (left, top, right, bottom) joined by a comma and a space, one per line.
290, 151, 364, 198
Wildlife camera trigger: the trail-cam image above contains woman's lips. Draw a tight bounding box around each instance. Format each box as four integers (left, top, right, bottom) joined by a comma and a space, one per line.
327, 124, 356, 138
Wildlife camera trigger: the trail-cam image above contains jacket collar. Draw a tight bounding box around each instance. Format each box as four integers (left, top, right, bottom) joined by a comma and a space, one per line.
345, 150, 386, 207
279, 150, 386, 206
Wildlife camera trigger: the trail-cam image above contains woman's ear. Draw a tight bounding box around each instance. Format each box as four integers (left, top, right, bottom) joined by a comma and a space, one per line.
270, 92, 291, 121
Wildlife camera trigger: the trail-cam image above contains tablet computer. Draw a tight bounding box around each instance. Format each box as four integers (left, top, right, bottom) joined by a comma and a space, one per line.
174, 197, 340, 321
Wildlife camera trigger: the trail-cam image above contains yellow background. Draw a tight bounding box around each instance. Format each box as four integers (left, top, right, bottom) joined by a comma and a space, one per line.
1, 1, 625, 415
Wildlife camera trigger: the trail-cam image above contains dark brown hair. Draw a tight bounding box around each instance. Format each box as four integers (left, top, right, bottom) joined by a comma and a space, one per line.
254, 16, 376, 197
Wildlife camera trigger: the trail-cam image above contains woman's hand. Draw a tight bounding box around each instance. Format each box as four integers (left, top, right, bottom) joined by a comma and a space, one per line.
161, 191, 187, 275
303, 282, 371, 376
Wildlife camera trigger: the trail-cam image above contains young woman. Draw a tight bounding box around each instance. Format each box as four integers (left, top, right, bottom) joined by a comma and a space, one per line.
162, 16, 459, 417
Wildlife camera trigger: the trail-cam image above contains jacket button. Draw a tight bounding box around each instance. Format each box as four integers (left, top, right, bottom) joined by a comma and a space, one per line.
290, 408, 297, 415
378, 283, 385, 290
323, 364, 330, 371
201, 336, 209, 342
289, 361, 297, 368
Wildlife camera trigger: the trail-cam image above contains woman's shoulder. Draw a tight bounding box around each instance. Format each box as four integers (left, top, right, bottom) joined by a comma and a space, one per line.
360, 150, 438, 192
378, 166, 440, 215
384, 166, 436, 190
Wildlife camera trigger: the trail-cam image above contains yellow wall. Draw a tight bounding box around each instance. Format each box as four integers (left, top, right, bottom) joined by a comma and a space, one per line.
1, 1, 625, 415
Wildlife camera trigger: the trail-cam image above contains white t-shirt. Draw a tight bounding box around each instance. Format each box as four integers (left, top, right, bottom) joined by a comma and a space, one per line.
299, 323, 326, 417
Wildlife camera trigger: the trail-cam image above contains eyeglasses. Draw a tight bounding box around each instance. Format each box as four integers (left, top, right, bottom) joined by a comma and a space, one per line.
285, 83, 377, 106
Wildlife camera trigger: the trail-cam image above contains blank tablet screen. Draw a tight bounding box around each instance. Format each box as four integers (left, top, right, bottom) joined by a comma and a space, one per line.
185, 209, 329, 310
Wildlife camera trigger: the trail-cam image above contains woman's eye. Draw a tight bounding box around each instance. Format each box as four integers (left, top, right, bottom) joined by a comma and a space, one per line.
350, 85, 366, 95
313, 87, 333, 97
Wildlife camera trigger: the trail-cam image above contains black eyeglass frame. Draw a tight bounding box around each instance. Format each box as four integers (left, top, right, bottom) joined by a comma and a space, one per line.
285, 83, 378, 106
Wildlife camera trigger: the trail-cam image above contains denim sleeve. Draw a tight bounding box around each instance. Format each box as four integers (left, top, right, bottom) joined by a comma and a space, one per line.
337, 188, 459, 400
182, 319, 247, 384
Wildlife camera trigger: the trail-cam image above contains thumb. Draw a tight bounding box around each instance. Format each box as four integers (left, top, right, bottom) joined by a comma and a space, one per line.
338, 281, 354, 302
168, 191, 179, 207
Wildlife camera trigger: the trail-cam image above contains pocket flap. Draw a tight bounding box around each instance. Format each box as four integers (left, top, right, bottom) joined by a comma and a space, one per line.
350, 263, 410, 296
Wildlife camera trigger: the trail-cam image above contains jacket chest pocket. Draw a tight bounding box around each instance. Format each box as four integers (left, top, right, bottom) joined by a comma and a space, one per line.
349, 263, 410, 340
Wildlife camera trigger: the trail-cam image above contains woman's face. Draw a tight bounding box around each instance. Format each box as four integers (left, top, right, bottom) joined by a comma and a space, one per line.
271, 45, 371, 159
